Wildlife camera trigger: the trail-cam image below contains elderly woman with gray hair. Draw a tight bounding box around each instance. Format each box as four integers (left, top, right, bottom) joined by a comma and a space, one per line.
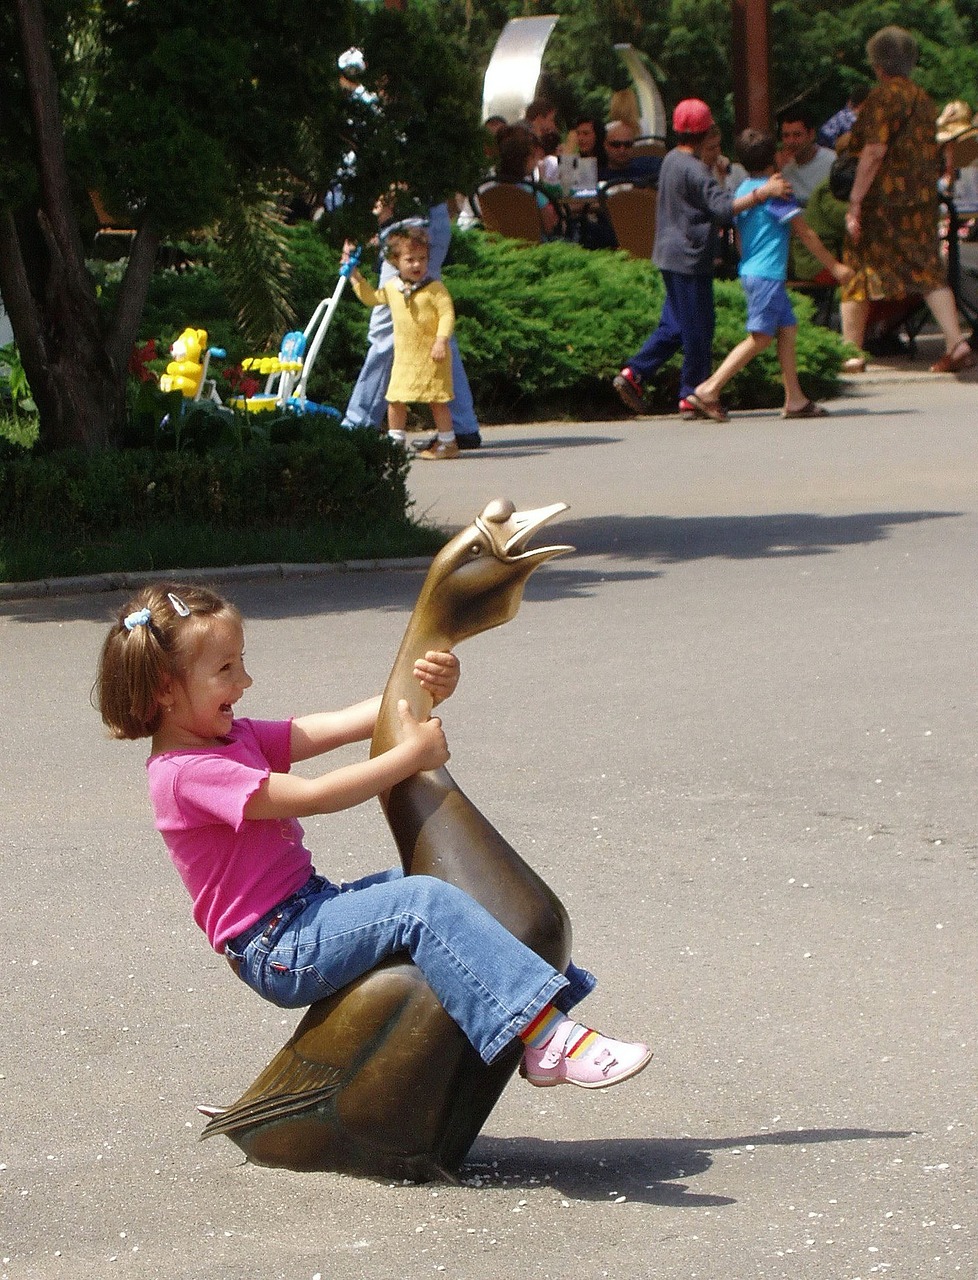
841, 25, 973, 373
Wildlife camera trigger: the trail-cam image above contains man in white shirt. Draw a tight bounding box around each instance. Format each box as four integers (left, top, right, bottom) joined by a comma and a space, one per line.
778, 107, 835, 206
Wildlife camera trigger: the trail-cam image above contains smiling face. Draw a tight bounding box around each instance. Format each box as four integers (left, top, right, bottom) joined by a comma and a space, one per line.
156, 615, 252, 749
780, 119, 817, 164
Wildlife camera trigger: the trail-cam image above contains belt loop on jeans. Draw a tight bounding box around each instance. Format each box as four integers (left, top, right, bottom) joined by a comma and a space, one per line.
224, 873, 321, 958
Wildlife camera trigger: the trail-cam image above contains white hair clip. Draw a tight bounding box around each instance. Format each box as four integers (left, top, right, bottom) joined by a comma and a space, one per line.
167, 592, 191, 617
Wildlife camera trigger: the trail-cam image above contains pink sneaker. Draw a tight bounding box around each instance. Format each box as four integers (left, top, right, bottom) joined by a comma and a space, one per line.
520, 1020, 652, 1089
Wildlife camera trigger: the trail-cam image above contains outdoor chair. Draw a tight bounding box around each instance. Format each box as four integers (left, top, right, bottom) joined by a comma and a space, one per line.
601, 183, 657, 260
89, 190, 136, 260
474, 181, 548, 243
631, 136, 666, 159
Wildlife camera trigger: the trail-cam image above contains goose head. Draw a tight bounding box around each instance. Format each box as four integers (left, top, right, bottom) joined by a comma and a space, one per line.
412, 498, 572, 647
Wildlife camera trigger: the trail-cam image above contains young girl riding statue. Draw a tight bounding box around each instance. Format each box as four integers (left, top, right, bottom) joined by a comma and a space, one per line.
95, 583, 652, 1090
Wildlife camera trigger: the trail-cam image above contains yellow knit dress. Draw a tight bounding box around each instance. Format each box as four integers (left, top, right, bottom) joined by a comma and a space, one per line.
350, 275, 455, 403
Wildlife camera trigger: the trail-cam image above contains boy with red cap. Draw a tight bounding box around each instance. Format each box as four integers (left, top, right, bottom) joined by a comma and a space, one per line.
614, 99, 790, 419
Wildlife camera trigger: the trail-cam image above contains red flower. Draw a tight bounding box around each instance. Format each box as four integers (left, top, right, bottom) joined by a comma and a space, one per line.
128, 338, 157, 382
224, 363, 261, 398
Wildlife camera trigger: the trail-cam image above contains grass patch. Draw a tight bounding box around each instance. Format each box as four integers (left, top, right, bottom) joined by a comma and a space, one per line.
0, 516, 444, 583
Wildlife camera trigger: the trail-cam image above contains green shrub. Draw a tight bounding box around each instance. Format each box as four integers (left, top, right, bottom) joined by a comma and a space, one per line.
0, 417, 409, 536
445, 235, 846, 416
110, 223, 849, 425
444, 233, 664, 418
0, 343, 40, 448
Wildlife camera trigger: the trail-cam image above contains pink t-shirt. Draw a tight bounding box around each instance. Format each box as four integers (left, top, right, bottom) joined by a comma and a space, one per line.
147, 717, 314, 952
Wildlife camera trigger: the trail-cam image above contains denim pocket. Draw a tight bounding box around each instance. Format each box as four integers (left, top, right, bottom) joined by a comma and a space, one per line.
255, 951, 336, 1007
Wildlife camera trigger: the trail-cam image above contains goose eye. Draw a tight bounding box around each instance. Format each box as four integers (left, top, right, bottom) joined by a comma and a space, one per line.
469, 543, 482, 557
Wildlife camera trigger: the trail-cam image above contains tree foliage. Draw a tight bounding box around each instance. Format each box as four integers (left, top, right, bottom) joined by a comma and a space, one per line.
446, 0, 978, 138
0, 0, 484, 451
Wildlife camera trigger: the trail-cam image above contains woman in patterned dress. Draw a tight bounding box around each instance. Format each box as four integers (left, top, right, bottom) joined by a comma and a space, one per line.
841, 26, 974, 373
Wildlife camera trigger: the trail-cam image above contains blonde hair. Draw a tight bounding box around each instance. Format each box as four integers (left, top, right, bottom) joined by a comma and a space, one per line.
609, 88, 641, 131
94, 582, 240, 740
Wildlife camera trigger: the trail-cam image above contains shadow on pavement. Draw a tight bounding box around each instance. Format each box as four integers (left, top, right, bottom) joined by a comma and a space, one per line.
0, 509, 958, 625
464, 1125, 913, 1205
554, 508, 959, 562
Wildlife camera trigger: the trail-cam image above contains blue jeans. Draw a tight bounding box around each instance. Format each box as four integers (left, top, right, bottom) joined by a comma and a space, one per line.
342, 204, 479, 436
628, 269, 716, 400
225, 868, 596, 1065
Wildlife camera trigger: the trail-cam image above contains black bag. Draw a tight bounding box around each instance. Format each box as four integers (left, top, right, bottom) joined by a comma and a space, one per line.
829, 152, 858, 202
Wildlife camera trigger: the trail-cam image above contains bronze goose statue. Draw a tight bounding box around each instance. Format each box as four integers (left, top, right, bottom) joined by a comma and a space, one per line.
202, 499, 574, 1180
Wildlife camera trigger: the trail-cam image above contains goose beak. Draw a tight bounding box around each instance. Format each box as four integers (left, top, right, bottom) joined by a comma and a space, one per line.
476, 499, 574, 563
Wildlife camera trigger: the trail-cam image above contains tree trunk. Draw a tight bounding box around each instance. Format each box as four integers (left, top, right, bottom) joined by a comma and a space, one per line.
4, 0, 158, 451
0, 208, 116, 450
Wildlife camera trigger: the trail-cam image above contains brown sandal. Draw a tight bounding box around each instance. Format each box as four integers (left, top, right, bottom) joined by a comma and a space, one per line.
782, 400, 828, 419
930, 342, 974, 373
686, 392, 729, 423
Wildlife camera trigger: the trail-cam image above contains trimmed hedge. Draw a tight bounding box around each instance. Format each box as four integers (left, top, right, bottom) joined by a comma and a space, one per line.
112, 222, 850, 424
0, 417, 409, 535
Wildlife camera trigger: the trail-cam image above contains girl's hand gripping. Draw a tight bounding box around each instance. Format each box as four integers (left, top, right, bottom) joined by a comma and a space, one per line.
397, 699, 450, 773
413, 650, 460, 705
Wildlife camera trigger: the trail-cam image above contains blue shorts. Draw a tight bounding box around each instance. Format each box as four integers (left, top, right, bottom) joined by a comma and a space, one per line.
741, 275, 797, 337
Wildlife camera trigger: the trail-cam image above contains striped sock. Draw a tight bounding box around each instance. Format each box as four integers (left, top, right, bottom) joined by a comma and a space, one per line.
520, 1009, 603, 1061
519, 1003, 565, 1049
565, 1026, 600, 1059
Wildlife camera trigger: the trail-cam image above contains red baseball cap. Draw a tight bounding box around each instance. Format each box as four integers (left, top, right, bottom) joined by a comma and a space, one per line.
672, 98, 715, 134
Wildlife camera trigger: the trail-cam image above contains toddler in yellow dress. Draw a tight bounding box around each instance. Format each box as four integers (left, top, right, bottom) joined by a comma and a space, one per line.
343, 227, 459, 460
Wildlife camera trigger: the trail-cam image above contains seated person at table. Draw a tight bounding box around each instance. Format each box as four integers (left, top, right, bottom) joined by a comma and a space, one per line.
534, 128, 564, 193
493, 125, 561, 238
818, 84, 870, 148
565, 115, 608, 171
523, 99, 561, 186
598, 120, 662, 187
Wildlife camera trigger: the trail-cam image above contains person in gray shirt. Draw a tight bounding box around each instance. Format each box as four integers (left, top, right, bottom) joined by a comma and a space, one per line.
614, 99, 789, 419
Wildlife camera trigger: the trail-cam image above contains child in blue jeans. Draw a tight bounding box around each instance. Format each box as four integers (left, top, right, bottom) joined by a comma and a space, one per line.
688, 128, 854, 422
95, 583, 652, 1090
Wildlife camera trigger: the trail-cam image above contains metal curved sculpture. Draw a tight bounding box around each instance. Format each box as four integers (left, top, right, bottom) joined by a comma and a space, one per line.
481, 16, 666, 140
202, 499, 574, 1180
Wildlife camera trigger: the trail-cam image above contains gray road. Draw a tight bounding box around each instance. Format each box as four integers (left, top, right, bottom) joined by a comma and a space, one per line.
1, 374, 976, 1279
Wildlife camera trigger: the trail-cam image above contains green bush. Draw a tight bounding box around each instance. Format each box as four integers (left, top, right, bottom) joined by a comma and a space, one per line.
112, 222, 849, 424
0, 417, 408, 536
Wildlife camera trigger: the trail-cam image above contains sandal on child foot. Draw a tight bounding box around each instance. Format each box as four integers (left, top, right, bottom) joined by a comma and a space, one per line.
520, 1021, 652, 1089
686, 392, 729, 423
782, 399, 828, 418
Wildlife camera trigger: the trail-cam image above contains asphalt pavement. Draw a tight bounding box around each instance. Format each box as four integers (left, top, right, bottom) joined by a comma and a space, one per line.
1, 366, 976, 1279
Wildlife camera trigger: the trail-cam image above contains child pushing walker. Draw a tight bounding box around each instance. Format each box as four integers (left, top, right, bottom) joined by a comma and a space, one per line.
95, 584, 652, 1090
343, 226, 460, 460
